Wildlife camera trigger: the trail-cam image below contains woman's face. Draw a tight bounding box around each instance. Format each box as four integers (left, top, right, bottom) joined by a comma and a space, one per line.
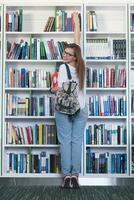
62, 48, 76, 64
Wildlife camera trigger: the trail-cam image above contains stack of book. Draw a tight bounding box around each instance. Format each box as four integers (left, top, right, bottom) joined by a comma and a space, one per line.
86, 10, 97, 32
44, 9, 81, 32
6, 9, 23, 32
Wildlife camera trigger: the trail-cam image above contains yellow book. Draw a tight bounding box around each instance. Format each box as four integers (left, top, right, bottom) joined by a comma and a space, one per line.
25, 98, 29, 116
11, 125, 16, 144
87, 13, 90, 31
39, 124, 43, 144
55, 10, 62, 32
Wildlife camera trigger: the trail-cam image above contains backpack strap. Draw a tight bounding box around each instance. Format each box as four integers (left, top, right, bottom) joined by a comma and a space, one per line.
65, 63, 72, 80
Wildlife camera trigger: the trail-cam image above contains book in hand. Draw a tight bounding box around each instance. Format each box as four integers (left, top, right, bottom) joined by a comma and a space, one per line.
51, 71, 58, 88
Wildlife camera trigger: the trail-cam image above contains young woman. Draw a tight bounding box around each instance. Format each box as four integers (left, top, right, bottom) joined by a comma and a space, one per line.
52, 12, 88, 188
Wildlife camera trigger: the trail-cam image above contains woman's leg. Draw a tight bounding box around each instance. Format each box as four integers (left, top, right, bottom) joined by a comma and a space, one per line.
71, 106, 88, 175
55, 111, 72, 176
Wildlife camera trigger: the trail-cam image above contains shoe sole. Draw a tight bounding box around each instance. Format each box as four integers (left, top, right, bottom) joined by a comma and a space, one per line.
71, 177, 80, 189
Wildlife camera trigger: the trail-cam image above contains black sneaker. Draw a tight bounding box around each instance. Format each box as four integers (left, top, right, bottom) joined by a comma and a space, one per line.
62, 175, 71, 188
71, 175, 80, 189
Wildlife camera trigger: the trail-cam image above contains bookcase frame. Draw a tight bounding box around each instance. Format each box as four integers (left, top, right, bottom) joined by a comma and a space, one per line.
2, 2, 84, 177
128, 3, 134, 176
1, 2, 134, 180
0, 4, 3, 177
83, 3, 129, 177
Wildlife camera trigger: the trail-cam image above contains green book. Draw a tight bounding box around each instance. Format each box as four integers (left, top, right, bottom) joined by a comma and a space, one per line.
18, 9, 23, 32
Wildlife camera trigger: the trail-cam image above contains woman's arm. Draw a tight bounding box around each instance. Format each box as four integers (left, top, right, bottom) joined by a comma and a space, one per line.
73, 12, 80, 45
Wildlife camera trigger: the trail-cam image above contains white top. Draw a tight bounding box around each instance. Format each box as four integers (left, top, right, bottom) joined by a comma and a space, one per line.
58, 63, 86, 109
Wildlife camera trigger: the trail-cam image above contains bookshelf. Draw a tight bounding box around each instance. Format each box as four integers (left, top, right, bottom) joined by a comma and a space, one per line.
0, 4, 3, 176
84, 4, 128, 176
129, 4, 134, 176
2, 2, 134, 180
2, 3, 83, 177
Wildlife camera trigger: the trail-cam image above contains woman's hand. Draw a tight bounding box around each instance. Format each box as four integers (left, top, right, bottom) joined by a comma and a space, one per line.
73, 12, 80, 25
51, 86, 59, 93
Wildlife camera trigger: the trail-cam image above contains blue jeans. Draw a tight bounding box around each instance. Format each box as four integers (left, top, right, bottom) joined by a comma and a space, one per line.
55, 106, 88, 176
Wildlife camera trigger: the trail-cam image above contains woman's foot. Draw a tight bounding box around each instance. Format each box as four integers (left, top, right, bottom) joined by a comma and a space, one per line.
71, 175, 80, 189
62, 175, 71, 188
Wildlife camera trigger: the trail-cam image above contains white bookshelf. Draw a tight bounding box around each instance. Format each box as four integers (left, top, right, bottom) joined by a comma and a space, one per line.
2, 3, 83, 176
1, 2, 134, 180
128, 4, 134, 176
84, 4, 129, 176
0, 4, 3, 177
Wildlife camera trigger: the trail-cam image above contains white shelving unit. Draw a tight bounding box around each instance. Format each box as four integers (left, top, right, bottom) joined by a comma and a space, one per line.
0, 4, 3, 177
1, 2, 134, 181
84, 3, 129, 176
128, 4, 134, 176
2, 3, 83, 177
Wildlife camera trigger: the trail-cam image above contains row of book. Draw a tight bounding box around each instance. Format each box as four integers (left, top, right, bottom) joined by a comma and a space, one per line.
88, 95, 126, 116
132, 161, 134, 173
131, 124, 134, 144
132, 149, 134, 173
86, 124, 127, 145
6, 67, 52, 88
86, 66, 126, 88
6, 94, 127, 117
86, 38, 126, 60
130, 13, 134, 32
7, 39, 67, 60
86, 149, 127, 174
44, 17, 55, 32
6, 123, 58, 145
6, 9, 23, 32
86, 11, 97, 32
6, 94, 55, 116
131, 94, 134, 114
6, 66, 126, 89
6, 151, 60, 174
44, 10, 81, 32
131, 39, 134, 59
4, 9, 134, 33
113, 40, 126, 59
7, 38, 126, 60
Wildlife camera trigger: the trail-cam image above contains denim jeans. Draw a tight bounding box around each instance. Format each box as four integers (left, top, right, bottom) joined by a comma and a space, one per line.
55, 106, 88, 176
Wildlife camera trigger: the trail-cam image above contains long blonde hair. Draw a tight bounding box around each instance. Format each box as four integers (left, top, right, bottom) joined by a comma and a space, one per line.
64, 43, 85, 91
